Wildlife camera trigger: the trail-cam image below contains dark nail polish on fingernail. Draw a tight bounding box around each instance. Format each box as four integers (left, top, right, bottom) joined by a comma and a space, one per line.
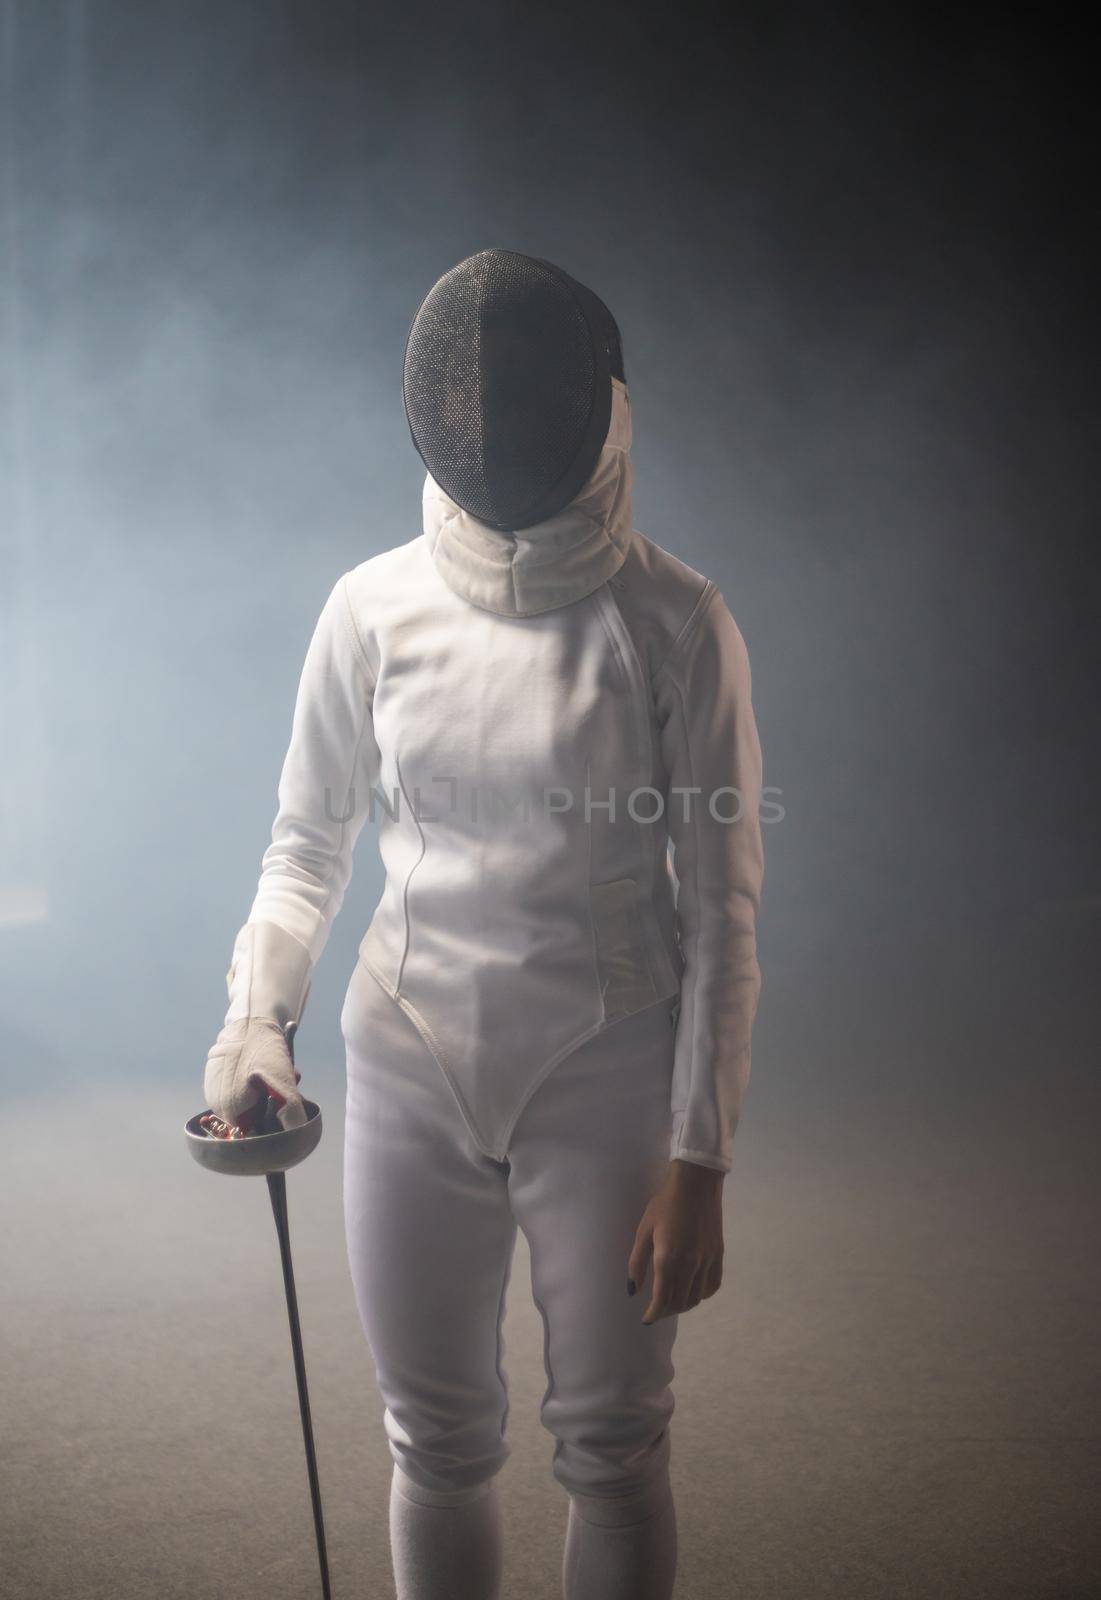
627, 1279, 636, 1296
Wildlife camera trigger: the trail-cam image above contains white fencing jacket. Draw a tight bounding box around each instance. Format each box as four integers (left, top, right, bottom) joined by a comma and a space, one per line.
224, 379, 764, 1172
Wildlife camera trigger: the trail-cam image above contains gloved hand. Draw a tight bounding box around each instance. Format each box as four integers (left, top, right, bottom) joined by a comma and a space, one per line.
204, 1016, 308, 1133
204, 919, 314, 1134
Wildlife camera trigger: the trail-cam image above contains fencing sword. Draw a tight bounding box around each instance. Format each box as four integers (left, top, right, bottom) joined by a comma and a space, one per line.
185, 1025, 332, 1599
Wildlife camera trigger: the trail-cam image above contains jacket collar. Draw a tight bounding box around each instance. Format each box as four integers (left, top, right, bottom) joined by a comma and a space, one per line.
422, 378, 634, 617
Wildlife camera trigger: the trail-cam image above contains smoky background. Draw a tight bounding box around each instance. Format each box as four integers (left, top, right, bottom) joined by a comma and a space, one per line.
2, 5, 1100, 1597
2, 0, 1096, 1105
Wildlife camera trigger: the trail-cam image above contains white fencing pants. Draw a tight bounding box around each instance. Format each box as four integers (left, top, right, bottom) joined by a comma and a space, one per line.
342, 958, 680, 1596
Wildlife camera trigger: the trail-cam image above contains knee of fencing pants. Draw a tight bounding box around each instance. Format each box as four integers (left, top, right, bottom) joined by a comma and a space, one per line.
391, 1462, 497, 1510
567, 1468, 673, 1528
382, 1404, 512, 1503
548, 1399, 673, 1505
542, 1336, 675, 1505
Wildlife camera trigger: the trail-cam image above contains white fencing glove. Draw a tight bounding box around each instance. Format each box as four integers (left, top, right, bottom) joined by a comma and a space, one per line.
203, 920, 313, 1133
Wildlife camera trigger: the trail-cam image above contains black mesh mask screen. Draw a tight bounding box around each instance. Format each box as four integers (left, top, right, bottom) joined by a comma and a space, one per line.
403, 250, 621, 532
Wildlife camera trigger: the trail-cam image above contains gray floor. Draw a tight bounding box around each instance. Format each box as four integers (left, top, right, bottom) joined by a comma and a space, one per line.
3, 1033, 1098, 1600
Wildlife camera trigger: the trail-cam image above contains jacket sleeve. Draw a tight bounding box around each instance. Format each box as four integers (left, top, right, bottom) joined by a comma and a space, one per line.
654, 583, 764, 1172
223, 572, 380, 1030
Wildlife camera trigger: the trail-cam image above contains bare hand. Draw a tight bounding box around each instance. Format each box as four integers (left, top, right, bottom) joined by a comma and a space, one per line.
628, 1159, 726, 1324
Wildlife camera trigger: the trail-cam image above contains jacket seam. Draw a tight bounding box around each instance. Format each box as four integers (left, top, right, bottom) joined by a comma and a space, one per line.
338, 572, 377, 694
495, 1012, 621, 1153
651, 580, 718, 685
393, 751, 426, 993
356, 953, 499, 1160
594, 587, 670, 995
665, 668, 701, 1121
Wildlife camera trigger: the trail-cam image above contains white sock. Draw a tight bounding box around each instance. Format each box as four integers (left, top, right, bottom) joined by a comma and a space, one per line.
388, 1466, 504, 1600
562, 1478, 678, 1600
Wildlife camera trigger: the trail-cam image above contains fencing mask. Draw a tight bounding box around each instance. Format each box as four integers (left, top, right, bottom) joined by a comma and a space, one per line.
403, 249, 624, 533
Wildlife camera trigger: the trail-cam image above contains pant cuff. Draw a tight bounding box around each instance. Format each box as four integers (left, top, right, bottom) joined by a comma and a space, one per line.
391, 1462, 496, 1509
566, 1470, 672, 1528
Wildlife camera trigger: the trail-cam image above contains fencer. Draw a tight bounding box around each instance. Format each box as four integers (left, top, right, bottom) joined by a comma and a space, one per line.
204, 249, 764, 1599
